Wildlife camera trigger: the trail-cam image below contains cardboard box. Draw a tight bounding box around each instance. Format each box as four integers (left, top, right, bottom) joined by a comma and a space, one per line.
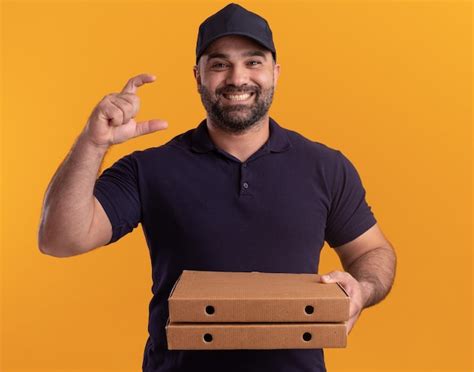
166, 320, 347, 350
168, 270, 350, 323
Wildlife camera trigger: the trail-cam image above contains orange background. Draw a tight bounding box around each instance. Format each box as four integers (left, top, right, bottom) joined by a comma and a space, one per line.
1, 1, 472, 371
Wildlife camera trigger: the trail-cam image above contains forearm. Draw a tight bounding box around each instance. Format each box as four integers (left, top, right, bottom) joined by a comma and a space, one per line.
345, 246, 397, 308
38, 133, 108, 254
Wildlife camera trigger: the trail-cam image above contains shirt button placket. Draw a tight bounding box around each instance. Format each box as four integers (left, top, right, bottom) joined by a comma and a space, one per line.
241, 163, 250, 195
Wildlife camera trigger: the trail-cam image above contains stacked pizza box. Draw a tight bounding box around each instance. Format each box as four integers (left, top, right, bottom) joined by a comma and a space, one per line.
166, 270, 349, 350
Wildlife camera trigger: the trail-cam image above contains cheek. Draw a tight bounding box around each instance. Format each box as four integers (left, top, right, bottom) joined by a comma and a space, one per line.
253, 71, 275, 88
201, 73, 225, 90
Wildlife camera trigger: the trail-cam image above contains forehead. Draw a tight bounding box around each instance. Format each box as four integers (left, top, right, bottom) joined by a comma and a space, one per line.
204, 35, 270, 57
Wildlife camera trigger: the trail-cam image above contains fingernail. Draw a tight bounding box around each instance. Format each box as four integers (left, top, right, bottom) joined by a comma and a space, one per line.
321, 275, 330, 281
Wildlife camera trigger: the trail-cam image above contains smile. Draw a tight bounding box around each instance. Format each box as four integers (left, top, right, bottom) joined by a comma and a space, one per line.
222, 92, 254, 101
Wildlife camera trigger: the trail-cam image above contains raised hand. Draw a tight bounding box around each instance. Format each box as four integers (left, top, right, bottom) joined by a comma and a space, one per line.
82, 73, 168, 148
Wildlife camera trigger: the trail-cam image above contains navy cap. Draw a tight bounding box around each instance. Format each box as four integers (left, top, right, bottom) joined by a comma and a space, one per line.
196, 3, 276, 64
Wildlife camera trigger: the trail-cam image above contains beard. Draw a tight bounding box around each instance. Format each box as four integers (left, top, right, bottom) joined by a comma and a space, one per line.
198, 83, 274, 134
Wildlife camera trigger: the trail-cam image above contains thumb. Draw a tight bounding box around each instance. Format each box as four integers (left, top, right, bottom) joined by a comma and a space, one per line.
135, 119, 168, 137
320, 272, 336, 283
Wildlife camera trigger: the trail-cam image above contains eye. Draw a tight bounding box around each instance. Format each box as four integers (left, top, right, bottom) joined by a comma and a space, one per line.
211, 62, 229, 69
247, 60, 262, 67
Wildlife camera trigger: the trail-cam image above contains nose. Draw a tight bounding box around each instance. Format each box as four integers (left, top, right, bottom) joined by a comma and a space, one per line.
225, 64, 249, 87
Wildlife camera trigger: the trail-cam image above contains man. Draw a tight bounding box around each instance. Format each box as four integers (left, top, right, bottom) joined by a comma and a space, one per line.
38, 3, 396, 372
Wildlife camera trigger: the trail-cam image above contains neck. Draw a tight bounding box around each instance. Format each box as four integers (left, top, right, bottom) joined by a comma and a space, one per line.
206, 116, 270, 163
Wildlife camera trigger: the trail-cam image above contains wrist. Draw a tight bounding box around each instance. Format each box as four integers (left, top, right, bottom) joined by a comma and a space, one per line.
359, 280, 375, 308
76, 132, 110, 154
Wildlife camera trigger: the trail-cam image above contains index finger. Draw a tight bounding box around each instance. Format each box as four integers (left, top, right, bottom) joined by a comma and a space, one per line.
121, 73, 156, 94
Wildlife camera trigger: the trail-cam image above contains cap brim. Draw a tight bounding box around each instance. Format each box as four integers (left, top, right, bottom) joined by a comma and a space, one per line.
196, 31, 276, 63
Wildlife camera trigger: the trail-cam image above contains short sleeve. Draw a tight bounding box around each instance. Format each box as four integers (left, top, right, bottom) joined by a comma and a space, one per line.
325, 151, 377, 248
93, 153, 141, 245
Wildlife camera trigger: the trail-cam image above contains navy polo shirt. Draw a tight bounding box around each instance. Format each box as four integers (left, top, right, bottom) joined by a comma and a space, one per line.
93, 117, 377, 372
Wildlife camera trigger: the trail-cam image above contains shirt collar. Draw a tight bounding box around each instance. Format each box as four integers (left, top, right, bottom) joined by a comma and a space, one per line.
191, 117, 291, 154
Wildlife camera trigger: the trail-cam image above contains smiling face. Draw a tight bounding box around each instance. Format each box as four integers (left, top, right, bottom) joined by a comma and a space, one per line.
194, 35, 280, 134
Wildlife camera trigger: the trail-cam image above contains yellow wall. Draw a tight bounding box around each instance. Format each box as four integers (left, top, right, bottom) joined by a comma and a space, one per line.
1, 1, 472, 371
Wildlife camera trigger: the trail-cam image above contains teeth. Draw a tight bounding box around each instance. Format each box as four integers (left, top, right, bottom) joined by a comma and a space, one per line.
224, 93, 252, 101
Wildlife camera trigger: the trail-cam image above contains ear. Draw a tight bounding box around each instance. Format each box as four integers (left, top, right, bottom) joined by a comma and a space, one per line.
273, 63, 281, 88
193, 64, 201, 92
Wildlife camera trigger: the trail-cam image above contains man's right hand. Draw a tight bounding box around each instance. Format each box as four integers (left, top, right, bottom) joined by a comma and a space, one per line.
81, 73, 168, 148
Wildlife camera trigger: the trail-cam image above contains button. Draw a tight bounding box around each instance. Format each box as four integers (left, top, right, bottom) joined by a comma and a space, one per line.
242, 163, 247, 168
243, 182, 249, 189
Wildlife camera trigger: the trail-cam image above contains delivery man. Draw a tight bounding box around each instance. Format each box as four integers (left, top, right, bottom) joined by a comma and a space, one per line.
38, 3, 396, 371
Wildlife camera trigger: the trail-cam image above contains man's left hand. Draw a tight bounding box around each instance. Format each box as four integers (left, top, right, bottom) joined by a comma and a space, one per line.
319, 271, 374, 334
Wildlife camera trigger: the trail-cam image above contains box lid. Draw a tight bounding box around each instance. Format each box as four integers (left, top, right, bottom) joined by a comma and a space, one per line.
170, 270, 348, 299
168, 270, 350, 322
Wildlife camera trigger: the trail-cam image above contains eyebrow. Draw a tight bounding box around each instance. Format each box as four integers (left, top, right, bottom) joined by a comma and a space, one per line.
206, 50, 268, 61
